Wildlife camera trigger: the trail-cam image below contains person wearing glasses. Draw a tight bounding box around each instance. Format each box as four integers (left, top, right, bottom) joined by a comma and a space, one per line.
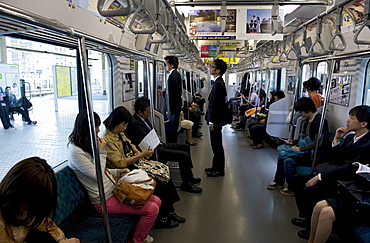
205, 59, 228, 177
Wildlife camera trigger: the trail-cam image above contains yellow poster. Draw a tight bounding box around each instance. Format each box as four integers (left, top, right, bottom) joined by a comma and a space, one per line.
55, 66, 71, 97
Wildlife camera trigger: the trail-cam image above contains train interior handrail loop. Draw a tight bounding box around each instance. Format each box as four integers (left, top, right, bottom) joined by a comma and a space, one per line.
128, 0, 156, 35
97, 0, 132, 17
328, 6, 346, 51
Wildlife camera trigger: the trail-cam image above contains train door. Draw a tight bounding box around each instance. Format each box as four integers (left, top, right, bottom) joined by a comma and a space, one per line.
137, 60, 145, 97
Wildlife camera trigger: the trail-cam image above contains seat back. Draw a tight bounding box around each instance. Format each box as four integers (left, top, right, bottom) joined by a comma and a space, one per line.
154, 110, 166, 143
266, 95, 293, 139
54, 166, 86, 225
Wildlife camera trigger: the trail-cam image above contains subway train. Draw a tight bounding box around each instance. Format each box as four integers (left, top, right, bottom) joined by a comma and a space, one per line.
0, 0, 369, 242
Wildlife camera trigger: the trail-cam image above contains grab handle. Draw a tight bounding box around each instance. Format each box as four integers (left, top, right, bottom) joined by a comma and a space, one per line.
309, 18, 326, 56
328, 7, 346, 51
354, 0, 370, 45
97, 0, 132, 17
128, 0, 156, 34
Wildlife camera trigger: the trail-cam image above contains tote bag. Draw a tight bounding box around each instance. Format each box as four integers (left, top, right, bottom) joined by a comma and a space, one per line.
277, 133, 312, 159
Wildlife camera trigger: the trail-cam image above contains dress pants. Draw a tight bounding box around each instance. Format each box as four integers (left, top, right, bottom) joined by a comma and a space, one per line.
210, 123, 225, 172
249, 122, 266, 144
0, 104, 12, 129
156, 143, 194, 183
292, 174, 333, 219
153, 178, 180, 217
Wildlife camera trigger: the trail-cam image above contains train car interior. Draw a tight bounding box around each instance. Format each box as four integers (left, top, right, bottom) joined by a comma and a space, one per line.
0, 0, 370, 242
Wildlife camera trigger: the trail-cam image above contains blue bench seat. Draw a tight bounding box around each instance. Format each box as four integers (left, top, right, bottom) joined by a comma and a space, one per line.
54, 166, 138, 243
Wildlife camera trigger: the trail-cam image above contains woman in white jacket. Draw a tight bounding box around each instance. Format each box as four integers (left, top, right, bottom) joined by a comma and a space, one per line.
68, 110, 160, 243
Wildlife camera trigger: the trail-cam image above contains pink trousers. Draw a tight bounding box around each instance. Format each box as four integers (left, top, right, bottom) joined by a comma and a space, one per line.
94, 195, 161, 243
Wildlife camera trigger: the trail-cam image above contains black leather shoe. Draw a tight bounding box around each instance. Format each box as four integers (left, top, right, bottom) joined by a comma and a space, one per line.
185, 140, 197, 146
191, 177, 201, 184
206, 171, 225, 177
180, 183, 203, 193
291, 217, 308, 228
204, 167, 215, 173
169, 212, 186, 223
298, 229, 310, 240
155, 216, 179, 229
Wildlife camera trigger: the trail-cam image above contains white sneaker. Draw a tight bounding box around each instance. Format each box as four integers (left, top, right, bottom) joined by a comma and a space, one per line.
144, 235, 154, 243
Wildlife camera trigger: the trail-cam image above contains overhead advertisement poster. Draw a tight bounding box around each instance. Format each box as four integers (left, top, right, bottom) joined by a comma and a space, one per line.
236, 8, 284, 40
189, 9, 237, 40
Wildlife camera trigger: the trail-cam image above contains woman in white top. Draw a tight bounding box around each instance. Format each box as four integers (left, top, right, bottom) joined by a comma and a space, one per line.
68, 110, 160, 243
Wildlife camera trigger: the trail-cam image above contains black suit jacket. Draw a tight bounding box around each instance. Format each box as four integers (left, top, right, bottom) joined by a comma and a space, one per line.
206, 76, 227, 125
167, 69, 182, 115
317, 132, 370, 182
126, 113, 153, 148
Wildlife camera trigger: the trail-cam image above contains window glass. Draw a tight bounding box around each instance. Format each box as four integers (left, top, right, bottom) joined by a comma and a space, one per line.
302, 64, 312, 81
0, 37, 110, 178
138, 61, 144, 97
363, 61, 370, 105
316, 62, 328, 94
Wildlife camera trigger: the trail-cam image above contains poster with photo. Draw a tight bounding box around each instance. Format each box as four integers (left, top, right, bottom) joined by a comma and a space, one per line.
246, 9, 284, 34
329, 75, 352, 106
122, 73, 136, 101
189, 9, 237, 39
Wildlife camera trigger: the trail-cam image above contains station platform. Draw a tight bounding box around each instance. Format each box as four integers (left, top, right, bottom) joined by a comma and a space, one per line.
0, 94, 109, 180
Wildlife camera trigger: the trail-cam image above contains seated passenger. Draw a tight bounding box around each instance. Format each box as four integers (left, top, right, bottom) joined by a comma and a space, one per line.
180, 111, 197, 146
234, 83, 259, 122
126, 97, 202, 193
193, 92, 205, 113
0, 157, 79, 243
303, 77, 325, 108
0, 85, 14, 130
103, 106, 185, 229
68, 110, 160, 243
188, 102, 203, 138
291, 105, 370, 240
267, 97, 329, 196
4, 87, 37, 125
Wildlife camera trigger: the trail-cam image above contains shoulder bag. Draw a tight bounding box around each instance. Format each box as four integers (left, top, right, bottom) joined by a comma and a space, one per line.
105, 169, 156, 209
277, 133, 312, 159
135, 160, 170, 183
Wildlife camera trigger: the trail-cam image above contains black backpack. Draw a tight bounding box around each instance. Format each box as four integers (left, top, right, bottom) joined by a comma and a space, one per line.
18, 96, 32, 109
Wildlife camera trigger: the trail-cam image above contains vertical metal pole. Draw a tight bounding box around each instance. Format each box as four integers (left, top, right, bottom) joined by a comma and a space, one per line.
310, 59, 334, 174
78, 37, 113, 243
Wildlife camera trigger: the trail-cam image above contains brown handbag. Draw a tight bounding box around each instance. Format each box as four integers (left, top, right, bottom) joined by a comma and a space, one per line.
105, 170, 156, 209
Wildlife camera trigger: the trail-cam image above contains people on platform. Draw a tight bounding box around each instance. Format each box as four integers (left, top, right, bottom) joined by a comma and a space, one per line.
4, 86, 37, 125
68, 110, 160, 243
205, 59, 229, 177
125, 97, 202, 193
0, 86, 14, 130
0, 157, 80, 243
164, 56, 183, 143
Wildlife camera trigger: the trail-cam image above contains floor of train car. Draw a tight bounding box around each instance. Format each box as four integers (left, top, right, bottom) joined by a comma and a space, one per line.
150, 122, 306, 243
0, 95, 305, 242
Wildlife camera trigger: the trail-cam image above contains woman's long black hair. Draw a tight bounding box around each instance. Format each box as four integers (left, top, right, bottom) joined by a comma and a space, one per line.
68, 110, 101, 155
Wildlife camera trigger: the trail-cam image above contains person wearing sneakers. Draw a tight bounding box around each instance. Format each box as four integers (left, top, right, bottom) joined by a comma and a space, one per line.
267, 97, 330, 196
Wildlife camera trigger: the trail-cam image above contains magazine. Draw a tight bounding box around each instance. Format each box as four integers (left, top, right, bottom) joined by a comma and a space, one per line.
353, 162, 370, 174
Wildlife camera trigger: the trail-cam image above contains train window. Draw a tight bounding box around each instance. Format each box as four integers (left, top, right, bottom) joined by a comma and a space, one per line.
302, 64, 312, 81
229, 73, 237, 86
316, 61, 328, 94
0, 37, 111, 176
363, 61, 370, 105
137, 60, 144, 97
269, 69, 278, 93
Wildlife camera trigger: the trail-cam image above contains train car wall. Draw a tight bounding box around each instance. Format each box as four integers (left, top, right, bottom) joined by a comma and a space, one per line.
3, 0, 136, 50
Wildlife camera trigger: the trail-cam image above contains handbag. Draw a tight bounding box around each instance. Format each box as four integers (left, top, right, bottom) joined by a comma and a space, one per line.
135, 160, 170, 183
277, 133, 312, 159
105, 169, 156, 209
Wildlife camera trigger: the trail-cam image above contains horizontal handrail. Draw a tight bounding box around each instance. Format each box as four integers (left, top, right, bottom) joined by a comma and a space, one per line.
97, 0, 132, 17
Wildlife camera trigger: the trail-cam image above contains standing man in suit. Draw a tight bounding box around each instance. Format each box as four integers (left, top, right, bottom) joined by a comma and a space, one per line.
164, 56, 182, 143
205, 59, 228, 177
126, 97, 203, 193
